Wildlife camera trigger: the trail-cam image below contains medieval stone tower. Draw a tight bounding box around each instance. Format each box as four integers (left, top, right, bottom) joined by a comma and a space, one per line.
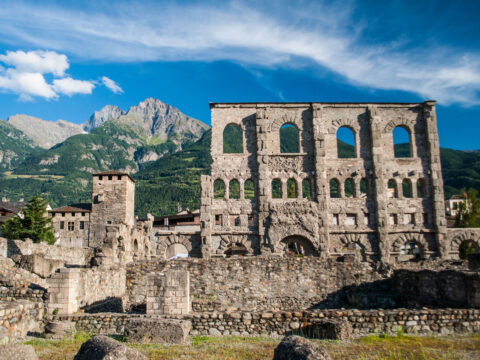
89, 171, 135, 248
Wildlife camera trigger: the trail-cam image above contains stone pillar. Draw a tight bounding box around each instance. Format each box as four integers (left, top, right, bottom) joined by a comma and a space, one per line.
200, 175, 213, 259
46, 268, 81, 315
255, 107, 271, 251
423, 101, 448, 258
147, 270, 190, 315
312, 104, 330, 258
367, 106, 390, 262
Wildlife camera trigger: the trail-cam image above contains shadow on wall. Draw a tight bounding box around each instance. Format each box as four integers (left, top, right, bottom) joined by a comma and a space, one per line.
82, 297, 124, 313
310, 269, 480, 310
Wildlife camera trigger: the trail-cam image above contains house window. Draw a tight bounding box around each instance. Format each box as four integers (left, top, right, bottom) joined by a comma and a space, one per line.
67, 222, 75, 231
81, 212, 86, 217
405, 213, 415, 225
62, 212, 65, 217
59, 221, 65, 230
108, 175, 113, 180
248, 214, 255, 227
79, 221, 85, 230
117, 175, 122, 180
215, 214, 222, 226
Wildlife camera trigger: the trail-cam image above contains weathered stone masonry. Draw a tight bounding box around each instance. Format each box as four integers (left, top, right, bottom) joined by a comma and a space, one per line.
200, 102, 480, 261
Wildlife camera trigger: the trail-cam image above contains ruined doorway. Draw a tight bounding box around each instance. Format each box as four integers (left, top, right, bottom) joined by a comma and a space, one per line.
281, 235, 317, 256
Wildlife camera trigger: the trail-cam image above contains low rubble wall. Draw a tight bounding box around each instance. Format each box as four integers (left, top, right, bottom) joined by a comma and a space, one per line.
0, 300, 44, 342
59, 308, 480, 338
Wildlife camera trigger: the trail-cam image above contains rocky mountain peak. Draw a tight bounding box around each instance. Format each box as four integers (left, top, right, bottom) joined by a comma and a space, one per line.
83, 105, 125, 132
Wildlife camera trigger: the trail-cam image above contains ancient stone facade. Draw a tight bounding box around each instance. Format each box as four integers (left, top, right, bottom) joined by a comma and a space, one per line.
199, 102, 475, 261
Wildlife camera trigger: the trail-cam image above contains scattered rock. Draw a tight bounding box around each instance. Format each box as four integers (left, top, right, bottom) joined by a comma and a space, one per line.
74, 335, 147, 360
293, 320, 352, 340
273, 335, 331, 360
124, 318, 191, 344
0, 343, 38, 360
44, 320, 75, 339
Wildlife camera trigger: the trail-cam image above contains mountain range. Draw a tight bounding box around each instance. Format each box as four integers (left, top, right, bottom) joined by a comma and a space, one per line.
0, 98, 478, 216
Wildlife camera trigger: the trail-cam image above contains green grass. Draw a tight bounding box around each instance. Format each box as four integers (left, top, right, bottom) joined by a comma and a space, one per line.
24, 332, 480, 360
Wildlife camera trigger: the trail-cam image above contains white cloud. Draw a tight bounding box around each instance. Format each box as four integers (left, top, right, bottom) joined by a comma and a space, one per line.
0, 1, 479, 105
0, 50, 68, 76
0, 49, 112, 100
52, 77, 95, 96
102, 76, 123, 94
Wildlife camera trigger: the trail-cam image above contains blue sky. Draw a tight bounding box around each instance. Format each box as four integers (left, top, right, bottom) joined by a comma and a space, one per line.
0, 0, 479, 149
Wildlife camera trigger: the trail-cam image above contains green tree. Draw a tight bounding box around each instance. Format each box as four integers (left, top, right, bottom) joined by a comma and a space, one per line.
455, 188, 480, 228
1, 196, 55, 244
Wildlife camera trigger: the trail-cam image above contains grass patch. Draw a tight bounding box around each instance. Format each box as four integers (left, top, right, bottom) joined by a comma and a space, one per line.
25, 333, 480, 360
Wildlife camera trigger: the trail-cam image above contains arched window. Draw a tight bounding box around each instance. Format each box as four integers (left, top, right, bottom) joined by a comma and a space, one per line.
393, 126, 412, 158
225, 243, 248, 257
223, 124, 243, 153
229, 179, 240, 199
400, 241, 423, 261
417, 178, 426, 198
337, 126, 355, 158
287, 179, 297, 198
280, 124, 299, 153
344, 178, 355, 198
402, 179, 413, 198
244, 179, 255, 200
213, 179, 225, 199
360, 178, 368, 198
302, 178, 312, 200
166, 243, 189, 260
272, 179, 282, 199
388, 179, 398, 198
330, 178, 340, 198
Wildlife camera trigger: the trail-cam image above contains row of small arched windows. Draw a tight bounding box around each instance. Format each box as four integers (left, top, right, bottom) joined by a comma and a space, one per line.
214, 179, 255, 200
223, 123, 413, 158
387, 178, 427, 198
271, 178, 313, 200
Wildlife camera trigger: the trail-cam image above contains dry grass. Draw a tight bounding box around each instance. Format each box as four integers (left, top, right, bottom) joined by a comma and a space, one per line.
24, 332, 480, 360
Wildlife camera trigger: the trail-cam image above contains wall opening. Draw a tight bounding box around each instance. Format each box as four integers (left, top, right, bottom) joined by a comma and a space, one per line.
459, 240, 479, 260
393, 126, 412, 158
225, 243, 248, 257
388, 179, 398, 198
360, 178, 368, 198
214, 179, 225, 199
400, 241, 423, 261
272, 179, 282, 199
282, 235, 317, 256
133, 239, 138, 253
166, 243, 189, 260
345, 178, 355, 198
229, 179, 240, 199
330, 178, 340, 198
244, 179, 255, 200
337, 126, 355, 158
402, 179, 413, 198
280, 124, 299, 153
302, 178, 312, 200
417, 178, 426, 198
223, 124, 243, 153
287, 179, 297, 198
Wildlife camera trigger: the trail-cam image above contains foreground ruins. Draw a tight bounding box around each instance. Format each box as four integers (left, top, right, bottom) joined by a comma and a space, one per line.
1, 101, 480, 345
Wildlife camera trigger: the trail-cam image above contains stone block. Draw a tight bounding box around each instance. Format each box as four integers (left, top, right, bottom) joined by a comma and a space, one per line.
273, 335, 331, 360
124, 318, 191, 344
74, 335, 146, 360
44, 320, 76, 340
292, 319, 352, 340
0, 344, 38, 360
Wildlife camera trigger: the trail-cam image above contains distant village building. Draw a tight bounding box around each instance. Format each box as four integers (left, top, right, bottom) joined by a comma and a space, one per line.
0, 198, 26, 236
49, 204, 91, 248
445, 195, 465, 217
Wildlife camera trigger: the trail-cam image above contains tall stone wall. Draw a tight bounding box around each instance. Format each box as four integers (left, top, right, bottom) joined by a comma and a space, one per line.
200, 102, 453, 262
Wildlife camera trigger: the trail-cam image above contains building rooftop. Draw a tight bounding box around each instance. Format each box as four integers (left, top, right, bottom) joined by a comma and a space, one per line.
0, 200, 26, 214
49, 203, 92, 213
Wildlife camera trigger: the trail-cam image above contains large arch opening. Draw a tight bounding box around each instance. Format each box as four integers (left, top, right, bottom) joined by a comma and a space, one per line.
399, 241, 424, 262
287, 178, 297, 198
244, 179, 255, 200
280, 124, 299, 153
459, 240, 479, 260
229, 179, 240, 199
337, 126, 356, 158
213, 179, 225, 199
166, 243, 189, 260
223, 124, 243, 153
281, 235, 317, 256
393, 126, 412, 158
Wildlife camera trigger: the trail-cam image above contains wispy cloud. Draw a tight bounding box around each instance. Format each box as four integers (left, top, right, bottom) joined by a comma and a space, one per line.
0, 1, 479, 104
102, 76, 123, 94
0, 50, 122, 100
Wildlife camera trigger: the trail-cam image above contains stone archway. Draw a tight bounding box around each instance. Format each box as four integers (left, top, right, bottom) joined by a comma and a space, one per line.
450, 231, 480, 260
391, 233, 429, 261
157, 235, 193, 260
281, 235, 318, 256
